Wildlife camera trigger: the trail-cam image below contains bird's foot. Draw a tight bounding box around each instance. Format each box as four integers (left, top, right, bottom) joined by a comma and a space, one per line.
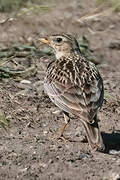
57, 134, 71, 142
90, 143, 105, 152
79, 135, 87, 142
50, 133, 71, 142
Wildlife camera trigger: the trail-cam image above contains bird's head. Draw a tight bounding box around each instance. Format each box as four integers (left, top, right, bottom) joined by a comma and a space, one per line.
39, 34, 80, 59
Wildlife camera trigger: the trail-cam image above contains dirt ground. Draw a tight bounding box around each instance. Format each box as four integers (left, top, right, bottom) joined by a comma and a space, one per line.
0, 0, 120, 179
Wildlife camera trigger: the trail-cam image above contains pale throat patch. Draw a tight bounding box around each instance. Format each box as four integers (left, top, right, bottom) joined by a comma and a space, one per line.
55, 51, 65, 59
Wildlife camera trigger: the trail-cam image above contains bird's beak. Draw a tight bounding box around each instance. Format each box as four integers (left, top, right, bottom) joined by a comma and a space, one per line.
39, 37, 50, 45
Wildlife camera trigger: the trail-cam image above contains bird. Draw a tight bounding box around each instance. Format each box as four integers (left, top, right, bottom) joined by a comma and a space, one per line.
39, 33, 105, 151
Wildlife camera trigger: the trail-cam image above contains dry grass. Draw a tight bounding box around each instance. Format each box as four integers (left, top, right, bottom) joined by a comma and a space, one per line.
0, 0, 51, 13
97, 0, 120, 11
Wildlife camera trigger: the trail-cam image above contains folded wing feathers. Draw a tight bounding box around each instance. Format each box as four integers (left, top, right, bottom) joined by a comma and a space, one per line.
44, 58, 104, 122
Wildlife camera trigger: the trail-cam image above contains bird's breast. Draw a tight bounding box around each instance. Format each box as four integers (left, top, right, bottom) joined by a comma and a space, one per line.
45, 59, 76, 85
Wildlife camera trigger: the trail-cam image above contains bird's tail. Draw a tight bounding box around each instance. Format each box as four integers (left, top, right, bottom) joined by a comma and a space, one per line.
83, 116, 105, 151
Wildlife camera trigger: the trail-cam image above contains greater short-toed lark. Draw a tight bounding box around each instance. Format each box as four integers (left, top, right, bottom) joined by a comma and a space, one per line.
39, 33, 105, 151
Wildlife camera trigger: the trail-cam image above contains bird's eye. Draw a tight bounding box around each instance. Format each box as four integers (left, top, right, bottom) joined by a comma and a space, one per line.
56, 37, 62, 43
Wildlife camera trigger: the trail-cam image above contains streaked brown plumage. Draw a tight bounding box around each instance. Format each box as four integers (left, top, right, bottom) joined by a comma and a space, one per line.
39, 33, 105, 151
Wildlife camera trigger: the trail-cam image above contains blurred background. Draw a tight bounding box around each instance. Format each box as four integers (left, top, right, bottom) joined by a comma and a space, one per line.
0, 0, 120, 180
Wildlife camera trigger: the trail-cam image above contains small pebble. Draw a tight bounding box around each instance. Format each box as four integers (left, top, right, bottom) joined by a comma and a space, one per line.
19, 167, 28, 173
109, 150, 120, 155
104, 172, 120, 180
20, 80, 31, 84
52, 110, 61, 115
43, 131, 48, 135
115, 107, 120, 115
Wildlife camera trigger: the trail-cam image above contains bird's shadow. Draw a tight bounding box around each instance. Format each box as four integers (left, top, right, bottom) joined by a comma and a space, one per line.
102, 131, 120, 154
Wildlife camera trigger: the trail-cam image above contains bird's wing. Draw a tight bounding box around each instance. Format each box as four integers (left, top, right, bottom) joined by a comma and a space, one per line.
44, 61, 104, 123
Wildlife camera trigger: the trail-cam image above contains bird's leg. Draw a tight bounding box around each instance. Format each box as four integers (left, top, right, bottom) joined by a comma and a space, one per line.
58, 111, 70, 141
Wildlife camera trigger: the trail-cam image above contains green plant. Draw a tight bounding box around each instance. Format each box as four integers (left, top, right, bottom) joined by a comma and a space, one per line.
0, 114, 10, 131
0, 0, 29, 12
97, 0, 120, 12
0, 0, 51, 13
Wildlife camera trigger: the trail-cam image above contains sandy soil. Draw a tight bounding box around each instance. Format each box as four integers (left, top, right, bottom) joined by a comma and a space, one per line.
0, 0, 120, 179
